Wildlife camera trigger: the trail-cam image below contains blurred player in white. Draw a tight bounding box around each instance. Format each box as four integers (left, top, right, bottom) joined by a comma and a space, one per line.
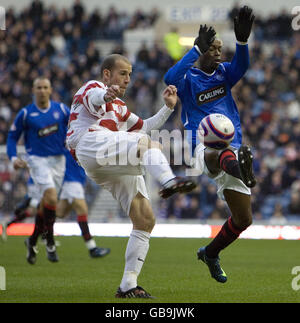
67, 54, 197, 298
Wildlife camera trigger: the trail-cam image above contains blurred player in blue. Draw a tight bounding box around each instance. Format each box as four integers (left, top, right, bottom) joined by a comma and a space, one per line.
7, 77, 69, 264
164, 6, 256, 283
56, 150, 110, 258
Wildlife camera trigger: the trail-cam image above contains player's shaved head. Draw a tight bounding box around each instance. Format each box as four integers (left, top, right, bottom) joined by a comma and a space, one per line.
33, 77, 51, 88
100, 54, 131, 77
100, 54, 132, 97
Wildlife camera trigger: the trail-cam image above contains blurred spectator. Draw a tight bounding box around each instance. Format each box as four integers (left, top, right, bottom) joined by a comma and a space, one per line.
288, 191, 300, 215
269, 203, 287, 225
181, 197, 202, 219
164, 27, 185, 62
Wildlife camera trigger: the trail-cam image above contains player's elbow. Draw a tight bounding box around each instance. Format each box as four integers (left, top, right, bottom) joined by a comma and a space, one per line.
164, 71, 172, 85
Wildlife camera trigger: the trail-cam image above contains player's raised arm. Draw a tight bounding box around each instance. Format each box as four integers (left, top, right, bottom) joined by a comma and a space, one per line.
234, 6, 255, 44
223, 6, 255, 87
164, 25, 216, 87
141, 85, 178, 133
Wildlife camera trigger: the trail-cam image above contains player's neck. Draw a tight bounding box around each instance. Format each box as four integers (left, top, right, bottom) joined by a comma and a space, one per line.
35, 100, 50, 109
199, 64, 215, 75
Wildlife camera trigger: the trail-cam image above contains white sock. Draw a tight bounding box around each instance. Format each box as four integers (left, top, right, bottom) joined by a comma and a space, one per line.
142, 148, 175, 186
120, 230, 151, 292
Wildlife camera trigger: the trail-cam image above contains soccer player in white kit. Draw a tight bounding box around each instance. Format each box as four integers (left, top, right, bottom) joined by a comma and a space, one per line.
67, 54, 197, 298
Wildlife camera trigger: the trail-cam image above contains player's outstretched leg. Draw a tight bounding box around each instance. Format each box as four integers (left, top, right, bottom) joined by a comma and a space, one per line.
217, 145, 256, 188
139, 141, 197, 199
14, 195, 32, 218
25, 211, 44, 264
42, 188, 59, 262
116, 194, 155, 299
24, 238, 38, 265
198, 192, 252, 283
197, 247, 227, 283
238, 145, 256, 188
46, 245, 59, 262
76, 211, 110, 258
159, 176, 197, 199
2, 196, 33, 242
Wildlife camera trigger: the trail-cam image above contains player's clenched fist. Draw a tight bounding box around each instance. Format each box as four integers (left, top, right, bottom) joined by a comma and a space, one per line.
104, 85, 120, 102
163, 85, 177, 110
194, 24, 216, 55
12, 158, 28, 170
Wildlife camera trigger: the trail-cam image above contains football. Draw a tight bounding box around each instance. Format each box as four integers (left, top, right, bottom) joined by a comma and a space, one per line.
198, 113, 235, 149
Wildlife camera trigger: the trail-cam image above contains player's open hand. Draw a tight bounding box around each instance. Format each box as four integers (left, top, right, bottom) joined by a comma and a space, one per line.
234, 6, 255, 43
104, 85, 120, 102
163, 85, 177, 110
13, 158, 28, 170
194, 25, 216, 55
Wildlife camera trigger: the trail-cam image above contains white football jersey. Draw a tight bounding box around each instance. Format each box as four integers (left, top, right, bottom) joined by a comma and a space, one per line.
66, 80, 144, 150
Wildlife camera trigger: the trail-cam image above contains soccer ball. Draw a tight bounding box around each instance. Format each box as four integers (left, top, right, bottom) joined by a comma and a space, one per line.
198, 113, 235, 149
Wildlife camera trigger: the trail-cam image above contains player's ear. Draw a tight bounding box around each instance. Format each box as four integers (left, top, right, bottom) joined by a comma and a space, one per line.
102, 69, 111, 81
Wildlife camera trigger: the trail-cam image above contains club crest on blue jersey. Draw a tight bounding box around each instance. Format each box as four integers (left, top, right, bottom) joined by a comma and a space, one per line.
215, 71, 225, 81
53, 112, 60, 120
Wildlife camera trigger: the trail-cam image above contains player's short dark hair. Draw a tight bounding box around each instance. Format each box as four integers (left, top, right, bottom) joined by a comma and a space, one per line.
33, 76, 51, 88
100, 54, 130, 76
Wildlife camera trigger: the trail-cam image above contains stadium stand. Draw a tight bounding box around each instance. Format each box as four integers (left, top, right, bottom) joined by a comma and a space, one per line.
0, 0, 299, 223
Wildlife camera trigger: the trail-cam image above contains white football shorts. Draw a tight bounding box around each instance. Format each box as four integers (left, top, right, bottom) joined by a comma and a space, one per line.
191, 143, 251, 200
59, 181, 85, 204
25, 154, 66, 196
75, 130, 149, 215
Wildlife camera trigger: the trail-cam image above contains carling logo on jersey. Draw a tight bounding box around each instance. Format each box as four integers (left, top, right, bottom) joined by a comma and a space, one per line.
197, 84, 226, 105
38, 124, 59, 137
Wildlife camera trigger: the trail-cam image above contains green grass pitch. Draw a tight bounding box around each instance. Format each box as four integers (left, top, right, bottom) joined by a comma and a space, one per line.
0, 236, 299, 303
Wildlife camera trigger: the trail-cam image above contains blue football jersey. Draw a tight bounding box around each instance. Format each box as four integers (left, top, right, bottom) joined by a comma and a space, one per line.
7, 101, 70, 159
164, 44, 250, 155
63, 149, 86, 185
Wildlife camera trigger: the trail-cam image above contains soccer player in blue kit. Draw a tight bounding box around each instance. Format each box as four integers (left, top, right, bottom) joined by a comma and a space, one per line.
164, 6, 256, 283
7, 77, 69, 264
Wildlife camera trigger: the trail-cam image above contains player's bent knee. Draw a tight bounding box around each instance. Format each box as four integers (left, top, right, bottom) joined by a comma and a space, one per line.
73, 199, 88, 215
148, 140, 162, 151
234, 214, 252, 231
243, 216, 252, 229
137, 136, 162, 158
43, 189, 57, 207
131, 209, 156, 232
136, 213, 156, 232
